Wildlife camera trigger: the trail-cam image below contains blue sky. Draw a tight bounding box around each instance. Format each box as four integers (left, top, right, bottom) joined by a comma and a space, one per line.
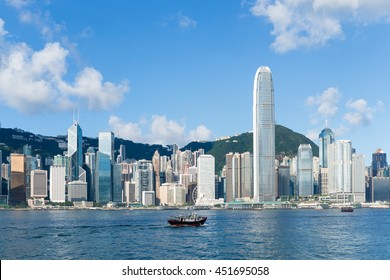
1, 0, 390, 164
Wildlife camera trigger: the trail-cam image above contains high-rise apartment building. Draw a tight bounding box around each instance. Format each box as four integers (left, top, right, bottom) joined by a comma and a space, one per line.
297, 144, 313, 196
68, 121, 83, 181
253, 66, 276, 202
197, 154, 215, 204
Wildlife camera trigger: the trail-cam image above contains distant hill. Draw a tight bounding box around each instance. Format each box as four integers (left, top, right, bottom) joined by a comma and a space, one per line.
0, 127, 170, 165
183, 125, 319, 173
0, 124, 318, 174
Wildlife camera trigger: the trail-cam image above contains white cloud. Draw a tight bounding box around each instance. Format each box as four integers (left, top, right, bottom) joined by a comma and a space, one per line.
169, 12, 197, 30
343, 98, 383, 126
0, 33, 128, 114
178, 15, 197, 29
6, 0, 31, 9
108, 115, 213, 146
306, 87, 341, 118
0, 18, 8, 36
250, 0, 390, 53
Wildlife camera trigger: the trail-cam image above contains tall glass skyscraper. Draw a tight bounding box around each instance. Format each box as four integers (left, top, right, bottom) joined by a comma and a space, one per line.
95, 132, 114, 204
318, 127, 335, 168
253, 66, 276, 202
68, 122, 83, 181
297, 144, 313, 196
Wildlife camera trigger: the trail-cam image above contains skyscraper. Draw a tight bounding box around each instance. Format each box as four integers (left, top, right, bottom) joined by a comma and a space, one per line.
328, 140, 352, 194
95, 132, 114, 204
68, 121, 83, 181
197, 154, 215, 204
253, 66, 276, 202
318, 127, 335, 168
297, 144, 313, 196
9, 153, 26, 205
372, 148, 387, 177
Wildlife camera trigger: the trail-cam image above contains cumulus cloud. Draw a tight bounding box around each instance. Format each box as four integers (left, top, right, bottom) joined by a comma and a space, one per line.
343, 98, 384, 126
0, 27, 128, 114
108, 115, 213, 147
306, 87, 341, 120
250, 0, 390, 53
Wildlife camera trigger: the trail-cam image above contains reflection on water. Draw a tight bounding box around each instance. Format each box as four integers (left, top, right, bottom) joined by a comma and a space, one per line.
1, 209, 390, 260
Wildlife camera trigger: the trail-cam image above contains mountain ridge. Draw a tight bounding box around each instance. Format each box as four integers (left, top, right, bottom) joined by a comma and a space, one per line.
0, 124, 318, 173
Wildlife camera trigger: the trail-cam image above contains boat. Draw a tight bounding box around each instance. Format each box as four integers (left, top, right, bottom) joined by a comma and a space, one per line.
167, 213, 207, 227
341, 205, 354, 212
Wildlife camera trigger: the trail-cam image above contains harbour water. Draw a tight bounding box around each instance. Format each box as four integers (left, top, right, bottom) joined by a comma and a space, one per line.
1, 208, 389, 260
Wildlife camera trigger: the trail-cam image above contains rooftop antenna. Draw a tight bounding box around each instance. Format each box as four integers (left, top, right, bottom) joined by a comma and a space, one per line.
325, 117, 328, 128
73, 108, 76, 123
77, 107, 80, 123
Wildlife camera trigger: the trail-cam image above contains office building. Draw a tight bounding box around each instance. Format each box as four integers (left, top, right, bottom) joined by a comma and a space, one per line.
30, 170, 47, 198
352, 154, 366, 203
9, 153, 26, 205
253, 66, 276, 202
197, 154, 215, 204
50, 165, 66, 202
68, 180, 88, 202
319, 127, 335, 168
372, 148, 387, 177
95, 132, 114, 204
152, 150, 161, 204
134, 160, 154, 204
297, 144, 313, 196
68, 121, 83, 181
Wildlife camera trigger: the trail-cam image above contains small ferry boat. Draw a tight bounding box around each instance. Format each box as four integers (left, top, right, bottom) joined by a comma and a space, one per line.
167, 213, 207, 227
341, 205, 354, 212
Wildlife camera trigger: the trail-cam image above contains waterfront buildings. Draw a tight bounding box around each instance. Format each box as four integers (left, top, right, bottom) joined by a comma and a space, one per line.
253, 66, 276, 202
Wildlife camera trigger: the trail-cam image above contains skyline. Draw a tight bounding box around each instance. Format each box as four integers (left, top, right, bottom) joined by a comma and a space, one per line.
1, 0, 390, 165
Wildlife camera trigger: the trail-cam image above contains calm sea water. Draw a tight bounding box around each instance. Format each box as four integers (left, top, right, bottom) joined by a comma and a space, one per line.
1, 208, 389, 260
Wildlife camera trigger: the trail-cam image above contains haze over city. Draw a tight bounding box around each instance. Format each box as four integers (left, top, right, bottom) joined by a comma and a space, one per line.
1, 0, 390, 165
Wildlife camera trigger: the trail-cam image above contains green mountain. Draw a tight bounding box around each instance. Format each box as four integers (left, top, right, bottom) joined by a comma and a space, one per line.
0, 127, 170, 165
0, 124, 318, 174
183, 125, 319, 173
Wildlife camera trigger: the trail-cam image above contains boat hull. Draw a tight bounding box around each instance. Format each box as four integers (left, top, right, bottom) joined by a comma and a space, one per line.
167, 217, 207, 227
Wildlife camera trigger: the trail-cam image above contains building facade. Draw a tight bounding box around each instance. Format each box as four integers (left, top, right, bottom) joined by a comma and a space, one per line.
67, 122, 83, 182
253, 66, 276, 202
297, 144, 313, 196
197, 154, 215, 204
